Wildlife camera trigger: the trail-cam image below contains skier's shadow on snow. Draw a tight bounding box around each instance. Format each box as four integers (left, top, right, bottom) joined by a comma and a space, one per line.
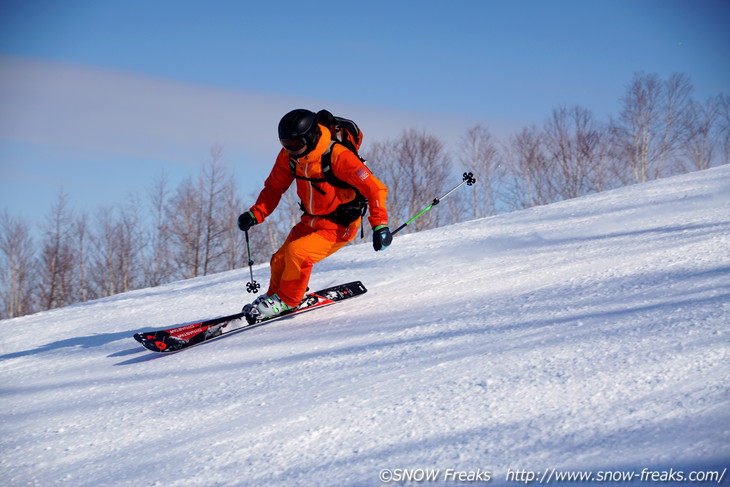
0, 328, 150, 361
113, 350, 169, 365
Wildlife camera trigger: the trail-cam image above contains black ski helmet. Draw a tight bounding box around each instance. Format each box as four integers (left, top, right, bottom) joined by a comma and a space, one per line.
278, 109, 321, 156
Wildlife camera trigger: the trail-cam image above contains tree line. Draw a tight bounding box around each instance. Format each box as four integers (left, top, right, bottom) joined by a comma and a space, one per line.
2, 72, 728, 319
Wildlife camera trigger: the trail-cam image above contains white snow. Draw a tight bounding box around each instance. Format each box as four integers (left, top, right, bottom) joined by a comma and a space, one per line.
1, 167, 729, 487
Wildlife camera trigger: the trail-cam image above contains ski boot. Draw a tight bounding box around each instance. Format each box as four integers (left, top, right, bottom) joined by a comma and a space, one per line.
243, 293, 295, 324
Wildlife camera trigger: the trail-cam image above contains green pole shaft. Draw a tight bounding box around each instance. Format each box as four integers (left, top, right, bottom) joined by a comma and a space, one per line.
390, 172, 476, 236
392, 203, 434, 235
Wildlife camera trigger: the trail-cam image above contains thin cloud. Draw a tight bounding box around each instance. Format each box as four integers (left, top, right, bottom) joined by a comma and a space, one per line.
0, 56, 496, 167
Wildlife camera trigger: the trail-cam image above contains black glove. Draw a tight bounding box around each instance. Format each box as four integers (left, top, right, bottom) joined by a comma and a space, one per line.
237, 211, 256, 232
372, 225, 392, 251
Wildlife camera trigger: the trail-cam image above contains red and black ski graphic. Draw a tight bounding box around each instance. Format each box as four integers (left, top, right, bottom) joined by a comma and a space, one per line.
133, 281, 367, 353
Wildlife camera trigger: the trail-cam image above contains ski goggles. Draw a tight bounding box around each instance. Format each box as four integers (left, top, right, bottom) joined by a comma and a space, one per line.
280, 137, 307, 155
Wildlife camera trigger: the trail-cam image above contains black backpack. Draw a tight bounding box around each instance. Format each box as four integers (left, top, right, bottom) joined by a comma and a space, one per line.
288, 110, 369, 228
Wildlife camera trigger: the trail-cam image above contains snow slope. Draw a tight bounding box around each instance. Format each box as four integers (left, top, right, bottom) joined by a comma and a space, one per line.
1, 167, 729, 487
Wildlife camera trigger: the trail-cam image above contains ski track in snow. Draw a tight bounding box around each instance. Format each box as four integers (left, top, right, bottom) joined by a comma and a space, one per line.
1, 166, 729, 486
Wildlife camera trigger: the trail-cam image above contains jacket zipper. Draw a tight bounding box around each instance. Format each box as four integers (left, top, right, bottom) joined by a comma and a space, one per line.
303, 162, 316, 227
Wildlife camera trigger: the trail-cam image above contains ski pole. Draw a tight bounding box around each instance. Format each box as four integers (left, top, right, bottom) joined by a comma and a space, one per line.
391, 172, 476, 236
244, 229, 261, 293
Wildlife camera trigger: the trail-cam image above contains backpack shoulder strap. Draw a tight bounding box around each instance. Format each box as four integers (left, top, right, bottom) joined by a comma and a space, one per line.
321, 142, 355, 190
288, 140, 366, 196
323, 142, 374, 199
288, 141, 337, 195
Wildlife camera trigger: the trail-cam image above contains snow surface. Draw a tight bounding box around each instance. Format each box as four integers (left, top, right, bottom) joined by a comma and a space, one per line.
1, 167, 729, 487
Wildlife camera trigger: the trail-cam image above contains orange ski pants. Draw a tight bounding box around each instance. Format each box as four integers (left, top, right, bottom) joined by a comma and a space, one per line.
266, 219, 358, 307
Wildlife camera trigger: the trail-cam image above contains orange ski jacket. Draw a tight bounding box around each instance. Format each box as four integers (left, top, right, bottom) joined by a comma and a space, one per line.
249, 125, 389, 230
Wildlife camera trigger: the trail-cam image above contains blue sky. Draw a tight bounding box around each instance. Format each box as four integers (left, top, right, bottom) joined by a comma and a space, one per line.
1, 0, 729, 230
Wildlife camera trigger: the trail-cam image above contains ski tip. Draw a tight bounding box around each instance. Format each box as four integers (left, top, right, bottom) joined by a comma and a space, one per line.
133, 334, 173, 353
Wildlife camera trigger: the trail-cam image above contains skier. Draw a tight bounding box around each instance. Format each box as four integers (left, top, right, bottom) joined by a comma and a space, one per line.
238, 109, 392, 318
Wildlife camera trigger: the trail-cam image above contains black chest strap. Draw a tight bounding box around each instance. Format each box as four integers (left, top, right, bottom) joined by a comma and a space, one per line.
289, 142, 368, 229
289, 141, 358, 194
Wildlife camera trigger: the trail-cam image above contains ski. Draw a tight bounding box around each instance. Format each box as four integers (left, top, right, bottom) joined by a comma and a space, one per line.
133, 281, 367, 353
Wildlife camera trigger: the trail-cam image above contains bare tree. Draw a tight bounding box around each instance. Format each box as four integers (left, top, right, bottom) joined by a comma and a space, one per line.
682, 95, 721, 171
221, 183, 245, 272
74, 213, 90, 302
142, 173, 174, 287
90, 201, 142, 297
198, 145, 234, 275
166, 145, 237, 279
659, 73, 694, 176
90, 208, 118, 297
458, 125, 499, 218
167, 177, 205, 279
613, 72, 660, 183
611, 72, 693, 183
715, 93, 730, 166
501, 126, 553, 210
543, 105, 613, 199
577, 116, 616, 193
0, 211, 36, 318
371, 129, 451, 233
38, 191, 76, 310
